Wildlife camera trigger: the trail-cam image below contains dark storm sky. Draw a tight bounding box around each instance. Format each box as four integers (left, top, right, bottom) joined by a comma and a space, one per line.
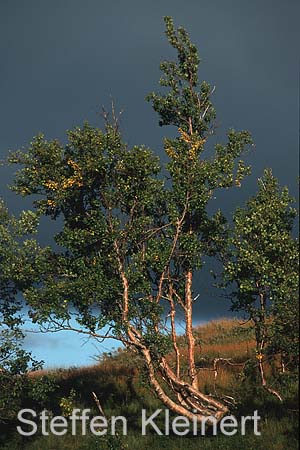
0, 1, 299, 366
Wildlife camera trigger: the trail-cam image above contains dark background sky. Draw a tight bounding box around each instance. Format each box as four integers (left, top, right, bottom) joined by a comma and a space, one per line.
0, 0, 299, 366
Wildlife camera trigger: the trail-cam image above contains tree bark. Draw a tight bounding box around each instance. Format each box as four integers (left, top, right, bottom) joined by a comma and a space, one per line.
185, 270, 198, 389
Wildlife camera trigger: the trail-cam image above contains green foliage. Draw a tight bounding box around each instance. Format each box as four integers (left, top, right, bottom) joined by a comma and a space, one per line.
223, 169, 299, 370
5, 18, 252, 354
0, 200, 57, 430
0, 15, 298, 434
0, 199, 46, 326
146, 16, 214, 134
60, 388, 77, 416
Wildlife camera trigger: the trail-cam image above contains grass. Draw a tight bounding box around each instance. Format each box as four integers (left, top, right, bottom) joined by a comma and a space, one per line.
2, 415, 297, 450
1, 319, 298, 450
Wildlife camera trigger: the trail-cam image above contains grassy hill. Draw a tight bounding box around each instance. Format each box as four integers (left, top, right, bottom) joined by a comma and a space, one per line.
1, 319, 298, 450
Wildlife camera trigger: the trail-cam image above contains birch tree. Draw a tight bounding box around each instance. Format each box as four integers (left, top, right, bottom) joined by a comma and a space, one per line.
7, 17, 253, 423
223, 169, 298, 399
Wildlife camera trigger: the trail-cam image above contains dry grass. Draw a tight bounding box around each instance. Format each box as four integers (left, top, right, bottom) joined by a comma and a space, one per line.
8, 320, 298, 450
197, 366, 235, 392
29, 319, 257, 395
197, 340, 255, 360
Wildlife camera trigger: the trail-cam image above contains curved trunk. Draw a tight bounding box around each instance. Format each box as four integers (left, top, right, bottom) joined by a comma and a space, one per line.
141, 347, 229, 424
116, 242, 229, 425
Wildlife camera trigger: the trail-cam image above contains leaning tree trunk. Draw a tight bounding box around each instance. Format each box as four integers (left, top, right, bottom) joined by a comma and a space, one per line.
115, 249, 229, 425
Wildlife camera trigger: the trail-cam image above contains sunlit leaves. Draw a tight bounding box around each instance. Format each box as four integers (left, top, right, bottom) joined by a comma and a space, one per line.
223, 169, 298, 368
